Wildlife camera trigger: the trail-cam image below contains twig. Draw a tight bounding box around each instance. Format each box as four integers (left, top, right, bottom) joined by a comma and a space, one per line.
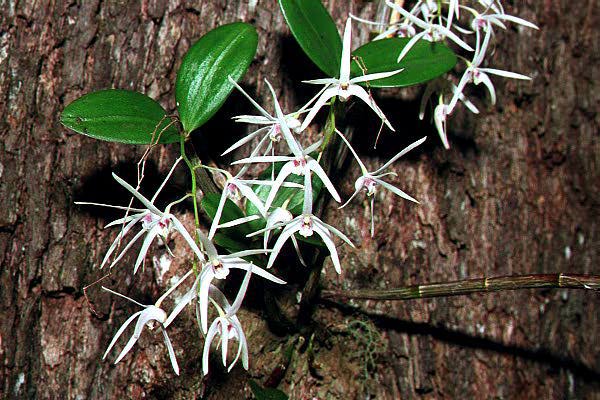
321, 273, 600, 301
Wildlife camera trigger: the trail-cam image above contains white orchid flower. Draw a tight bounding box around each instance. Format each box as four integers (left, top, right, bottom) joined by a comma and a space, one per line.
448, 24, 532, 111
300, 18, 404, 132
385, 0, 474, 63
246, 201, 307, 266
259, 198, 354, 273
204, 163, 268, 240
232, 83, 340, 213
225, 77, 327, 157
202, 268, 252, 375
165, 229, 285, 334
102, 272, 191, 376
419, 80, 479, 149
75, 158, 205, 272
336, 130, 425, 236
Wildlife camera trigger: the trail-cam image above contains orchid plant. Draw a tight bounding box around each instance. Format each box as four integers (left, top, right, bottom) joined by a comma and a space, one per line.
60, 0, 537, 391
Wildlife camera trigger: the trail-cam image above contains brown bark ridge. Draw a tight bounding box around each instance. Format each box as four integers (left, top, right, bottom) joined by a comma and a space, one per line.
0, 0, 598, 399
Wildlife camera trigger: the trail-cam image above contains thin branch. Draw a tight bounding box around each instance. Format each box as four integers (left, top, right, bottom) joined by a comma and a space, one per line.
320, 274, 600, 301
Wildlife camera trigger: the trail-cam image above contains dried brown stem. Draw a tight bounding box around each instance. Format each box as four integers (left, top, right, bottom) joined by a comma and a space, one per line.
321, 274, 600, 301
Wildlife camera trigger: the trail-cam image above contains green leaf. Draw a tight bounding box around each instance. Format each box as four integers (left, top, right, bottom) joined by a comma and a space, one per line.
351, 38, 457, 88
61, 89, 180, 144
249, 380, 288, 400
279, 0, 342, 77
176, 22, 258, 133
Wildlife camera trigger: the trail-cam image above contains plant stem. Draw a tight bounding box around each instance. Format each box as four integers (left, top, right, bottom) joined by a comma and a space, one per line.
179, 135, 219, 272
297, 100, 348, 325
320, 274, 600, 301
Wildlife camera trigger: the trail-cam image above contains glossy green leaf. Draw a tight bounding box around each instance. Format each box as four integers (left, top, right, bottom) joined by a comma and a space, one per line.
249, 380, 288, 400
176, 22, 258, 133
351, 38, 457, 88
61, 89, 180, 144
279, 0, 342, 77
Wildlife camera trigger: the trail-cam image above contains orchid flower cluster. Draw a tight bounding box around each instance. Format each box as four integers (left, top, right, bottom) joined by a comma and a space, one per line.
354, 0, 538, 148
64, 0, 537, 380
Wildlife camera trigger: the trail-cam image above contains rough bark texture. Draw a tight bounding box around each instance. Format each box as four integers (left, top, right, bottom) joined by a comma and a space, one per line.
1, 0, 598, 399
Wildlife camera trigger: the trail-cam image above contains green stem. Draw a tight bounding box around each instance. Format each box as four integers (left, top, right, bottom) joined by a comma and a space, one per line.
180, 135, 201, 231
179, 134, 219, 272
320, 274, 600, 301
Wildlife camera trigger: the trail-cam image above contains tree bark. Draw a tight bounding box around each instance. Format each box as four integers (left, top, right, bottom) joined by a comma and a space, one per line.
0, 1, 598, 399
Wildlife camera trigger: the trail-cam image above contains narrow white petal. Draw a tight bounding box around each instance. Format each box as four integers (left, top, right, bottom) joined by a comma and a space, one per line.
373, 136, 426, 174
290, 235, 307, 266
226, 258, 286, 284
75, 201, 146, 213
477, 72, 497, 105
264, 80, 303, 157
199, 268, 214, 334
170, 216, 206, 261
313, 224, 342, 274
228, 267, 252, 315
232, 155, 295, 165
267, 220, 301, 268
218, 214, 260, 229
349, 69, 404, 84
228, 76, 274, 120
303, 137, 324, 155
299, 87, 339, 132
103, 311, 142, 359
246, 221, 287, 238
220, 328, 229, 367
107, 227, 148, 270
340, 19, 352, 83
221, 127, 268, 156
222, 249, 272, 259
315, 217, 355, 248
265, 161, 296, 212
102, 286, 147, 307
478, 67, 531, 80
375, 177, 419, 203
100, 217, 142, 268
437, 25, 474, 51
489, 14, 539, 30
397, 32, 426, 63
303, 78, 337, 85
202, 320, 220, 375
151, 157, 183, 203
434, 104, 450, 149
161, 328, 180, 375
111, 173, 162, 216
335, 128, 367, 173
339, 188, 362, 209
133, 229, 159, 274
104, 213, 145, 229
237, 182, 267, 216
346, 84, 395, 131
386, 1, 429, 29
164, 288, 196, 328
302, 167, 313, 215
208, 190, 229, 240
419, 81, 437, 120
448, 70, 472, 112
115, 306, 165, 364
307, 159, 341, 202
